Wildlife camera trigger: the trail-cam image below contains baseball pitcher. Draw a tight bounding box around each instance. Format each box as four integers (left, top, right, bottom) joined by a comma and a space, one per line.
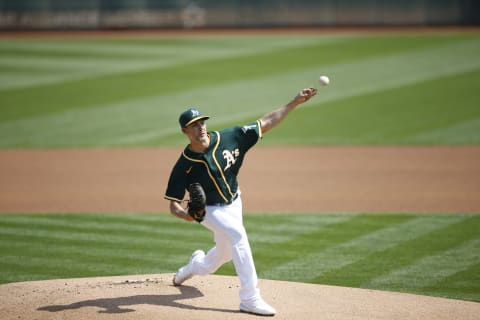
164, 87, 317, 316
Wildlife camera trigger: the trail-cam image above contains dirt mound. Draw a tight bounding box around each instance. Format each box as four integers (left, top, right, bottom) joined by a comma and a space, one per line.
1, 274, 478, 320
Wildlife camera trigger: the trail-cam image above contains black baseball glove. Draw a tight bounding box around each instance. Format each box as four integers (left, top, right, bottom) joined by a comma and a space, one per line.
187, 183, 206, 222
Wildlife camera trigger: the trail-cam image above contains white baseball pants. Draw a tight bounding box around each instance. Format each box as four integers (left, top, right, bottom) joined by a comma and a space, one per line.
190, 195, 260, 302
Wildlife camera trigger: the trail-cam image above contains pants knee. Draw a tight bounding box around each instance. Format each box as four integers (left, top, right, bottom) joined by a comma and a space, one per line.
225, 226, 248, 246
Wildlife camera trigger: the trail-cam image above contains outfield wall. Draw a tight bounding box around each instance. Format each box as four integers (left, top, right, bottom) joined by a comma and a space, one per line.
0, 0, 478, 30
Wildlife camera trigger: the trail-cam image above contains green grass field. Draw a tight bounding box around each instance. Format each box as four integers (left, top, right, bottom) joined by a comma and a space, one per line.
0, 31, 479, 303
1, 32, 480, 146
0, 213, 479, 302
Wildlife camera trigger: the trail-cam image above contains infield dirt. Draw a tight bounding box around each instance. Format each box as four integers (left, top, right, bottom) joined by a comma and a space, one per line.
0, 146, 479, 213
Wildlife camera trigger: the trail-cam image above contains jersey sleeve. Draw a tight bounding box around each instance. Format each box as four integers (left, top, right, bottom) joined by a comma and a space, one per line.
164, 159, 187, 203
236, 120, 262, 151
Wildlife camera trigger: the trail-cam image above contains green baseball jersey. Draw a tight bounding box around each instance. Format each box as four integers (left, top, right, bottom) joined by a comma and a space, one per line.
165, 120, 262, 205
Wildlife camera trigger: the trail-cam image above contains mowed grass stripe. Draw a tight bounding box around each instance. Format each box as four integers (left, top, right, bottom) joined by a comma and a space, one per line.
0, 215, 353, 281
0, 223, 208, 247
1, 254, 126, 275
300, 37, 480, 109
97, 36, 480, 146
0, 35, 470, 119
0, 214, 211, 283
215, 214, 360, 276
366, 238, 480, 291
0, 234, 198, 279
0, 215, 354, 264
0, 35, 333, 118
1, 37, 479, 147
0, 239, 187, 269
0, 214, 203, 238
0, 212, 192, 229
0, 232, 196, 262
246, 214, 356, 244
262, 215, 467, 282
0, 36, 326, 90
0, 255, 159, 283
358, 216, 480, 296
0, 36, 330, 61
0, 214, 211, 253
1, 268, 64, 283
0, 217, 208, 242
0, 33, 446, 93
1, 213, 479, 302
246, 214, 412, 278
311, 215, 479, 287
424, 263, 480, 302
277, 69, 480, 145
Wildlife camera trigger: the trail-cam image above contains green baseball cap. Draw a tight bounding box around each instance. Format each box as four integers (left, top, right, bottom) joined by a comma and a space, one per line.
179, 108, 210, 128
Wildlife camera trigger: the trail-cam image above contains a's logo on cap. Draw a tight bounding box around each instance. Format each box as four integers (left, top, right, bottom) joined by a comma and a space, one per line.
179, 107, 210, 128
191, 109, 200, 117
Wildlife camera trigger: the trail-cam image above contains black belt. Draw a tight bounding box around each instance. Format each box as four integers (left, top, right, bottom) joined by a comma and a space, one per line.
208, 192, 239, 207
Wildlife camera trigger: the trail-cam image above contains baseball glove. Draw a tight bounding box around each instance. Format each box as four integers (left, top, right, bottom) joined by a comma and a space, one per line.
187, 183, 206, 222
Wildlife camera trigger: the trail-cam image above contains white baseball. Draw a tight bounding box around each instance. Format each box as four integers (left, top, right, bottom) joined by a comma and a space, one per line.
319, 75, 330, 86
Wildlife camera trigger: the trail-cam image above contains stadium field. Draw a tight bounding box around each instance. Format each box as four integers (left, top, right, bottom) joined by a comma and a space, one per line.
0, 30, 479, 308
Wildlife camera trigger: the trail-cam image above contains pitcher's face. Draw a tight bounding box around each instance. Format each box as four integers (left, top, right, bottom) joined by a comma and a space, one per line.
183, 120, 208, 143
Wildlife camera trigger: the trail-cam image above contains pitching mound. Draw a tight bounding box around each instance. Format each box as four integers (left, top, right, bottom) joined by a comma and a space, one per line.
1, 274, 479, 320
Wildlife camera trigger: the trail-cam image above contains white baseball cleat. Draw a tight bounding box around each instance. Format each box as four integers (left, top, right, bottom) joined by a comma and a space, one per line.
172, 250, 205, 286
240, 298, 276, 316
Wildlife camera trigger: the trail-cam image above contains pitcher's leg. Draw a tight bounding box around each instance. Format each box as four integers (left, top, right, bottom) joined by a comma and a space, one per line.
204, 198, 260, 301
231, 232, 260, 301
190, 232, 232, 275
186, 204, 236, 276
176, 198, 269, 312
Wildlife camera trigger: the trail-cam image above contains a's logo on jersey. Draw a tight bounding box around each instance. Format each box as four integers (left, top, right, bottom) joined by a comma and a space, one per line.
223, 149, 240, 171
